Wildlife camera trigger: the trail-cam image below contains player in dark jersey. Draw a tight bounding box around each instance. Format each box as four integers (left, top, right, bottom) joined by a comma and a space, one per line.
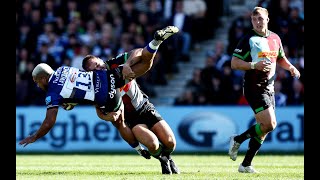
82, 55, 180, 175
18, 26, 179, 149
228, 7, 301, 173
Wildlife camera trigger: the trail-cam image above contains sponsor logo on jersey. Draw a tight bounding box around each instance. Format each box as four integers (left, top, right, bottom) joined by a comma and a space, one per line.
53, 67, 70, 86
234, 48, 242, 53
45, 96, 52, 105
94, 75, 101, 93
109, 74, 116, 98
258, 51, 277, 58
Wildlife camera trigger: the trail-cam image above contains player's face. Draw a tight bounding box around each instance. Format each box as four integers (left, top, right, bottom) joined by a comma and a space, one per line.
33, 77, 48, 91
251, 12, 269, 34
87, 58, 106, 71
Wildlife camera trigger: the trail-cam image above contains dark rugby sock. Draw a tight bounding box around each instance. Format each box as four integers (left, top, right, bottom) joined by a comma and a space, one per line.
150, 144, 163, 159
146, 40, 161, 53
242, 137, 263, 167
235, 124, 263, 144
129, 141, 140, 148
161, 148, 174, 159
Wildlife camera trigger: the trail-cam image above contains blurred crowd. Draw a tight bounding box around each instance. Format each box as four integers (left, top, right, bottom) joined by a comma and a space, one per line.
16, 0, 303, 107
16, 0, 222, 105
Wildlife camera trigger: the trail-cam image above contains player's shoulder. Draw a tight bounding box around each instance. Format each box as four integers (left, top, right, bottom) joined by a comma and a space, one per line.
268, 30, 281, 39
105, 52, 129, 69
239, 30, 255, 41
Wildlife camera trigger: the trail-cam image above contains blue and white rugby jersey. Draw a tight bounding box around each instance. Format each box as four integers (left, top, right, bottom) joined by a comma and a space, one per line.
45, 66, 111, 109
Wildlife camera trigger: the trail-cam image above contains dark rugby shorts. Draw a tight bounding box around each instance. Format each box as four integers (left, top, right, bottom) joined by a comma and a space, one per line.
124, 101, 163, 129
244, 90, 275, 114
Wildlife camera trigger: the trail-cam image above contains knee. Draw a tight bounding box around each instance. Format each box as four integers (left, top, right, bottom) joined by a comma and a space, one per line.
147, 140, 160, 152
163, 136, 176, 150
264, 121, 277, 132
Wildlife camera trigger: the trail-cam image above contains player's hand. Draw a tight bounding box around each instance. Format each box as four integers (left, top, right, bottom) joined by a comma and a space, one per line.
122, 64, 135, 81
97, 108, 121, 122
289, 66, 300, 79
61, 103, 77, 111
255, 60, 272, 72
19, 134, 37, 147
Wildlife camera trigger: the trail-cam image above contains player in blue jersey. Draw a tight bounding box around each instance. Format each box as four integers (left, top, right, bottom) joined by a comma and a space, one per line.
18, 26, 179, 149
228, 7, 301, 173
81, 55, 180, 174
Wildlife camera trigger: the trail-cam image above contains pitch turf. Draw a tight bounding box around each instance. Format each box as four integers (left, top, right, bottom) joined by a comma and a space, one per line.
16, 154, 304, 179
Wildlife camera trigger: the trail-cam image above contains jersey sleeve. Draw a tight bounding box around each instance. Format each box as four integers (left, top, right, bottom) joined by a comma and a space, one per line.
232, 35, 251, 61
104, 52, 128, 69
45, 92, 61, 109
277, 37, 286, 59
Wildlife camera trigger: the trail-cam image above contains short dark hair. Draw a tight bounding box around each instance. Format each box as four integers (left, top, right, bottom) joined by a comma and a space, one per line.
82, 55, 96, 71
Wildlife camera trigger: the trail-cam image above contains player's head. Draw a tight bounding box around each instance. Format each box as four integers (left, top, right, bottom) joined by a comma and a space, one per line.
251, 6, 269, 34
82, 55, 106, 71
32, 63, 54, 91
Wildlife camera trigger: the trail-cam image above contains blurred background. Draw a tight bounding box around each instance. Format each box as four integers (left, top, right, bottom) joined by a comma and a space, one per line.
16, 0, 304, 153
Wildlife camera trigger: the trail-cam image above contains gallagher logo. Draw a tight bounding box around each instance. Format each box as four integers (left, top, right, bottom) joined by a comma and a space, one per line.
178, 111, 237, 148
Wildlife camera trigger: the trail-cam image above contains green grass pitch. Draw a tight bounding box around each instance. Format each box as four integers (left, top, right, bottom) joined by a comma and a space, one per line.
16, 153, 304, 179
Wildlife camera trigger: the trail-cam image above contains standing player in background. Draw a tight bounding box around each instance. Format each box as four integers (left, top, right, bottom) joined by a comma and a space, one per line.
229, 7, 300, 173
82, 55, 180, 175
18, 26, 179, 151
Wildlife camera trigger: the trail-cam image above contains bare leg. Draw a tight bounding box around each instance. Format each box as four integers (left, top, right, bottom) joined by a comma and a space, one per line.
112, 120, 138, 146
132, 124, 161, 154
255, 106, 277, 139
151, 120, 180, 174
123, 26, 179, 79
132, 124, 174, 174
111, 118, 150, 159
151, 120, 176, 150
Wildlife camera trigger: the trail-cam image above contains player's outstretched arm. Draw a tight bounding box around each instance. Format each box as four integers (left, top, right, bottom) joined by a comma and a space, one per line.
61, 103, 77, 111
19, 107, 59, 147
277, 57, 301, 79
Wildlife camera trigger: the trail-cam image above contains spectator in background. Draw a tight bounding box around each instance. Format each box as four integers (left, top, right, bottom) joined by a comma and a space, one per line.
166, 0, 192, 62
210, 40, 231, 71
287, 6, 304, 58
219, 61, 240, 104
287, 79, 304, 105
227, 8, 252, 55
174, 88, 196, 105
183, 0, 207, 44
274, 80, 287, 106
185, 68, 205, 93
200, 55, 221, 91
206, 76, 223, 104
32, 42, 58, 70
16, 72, 28, 105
